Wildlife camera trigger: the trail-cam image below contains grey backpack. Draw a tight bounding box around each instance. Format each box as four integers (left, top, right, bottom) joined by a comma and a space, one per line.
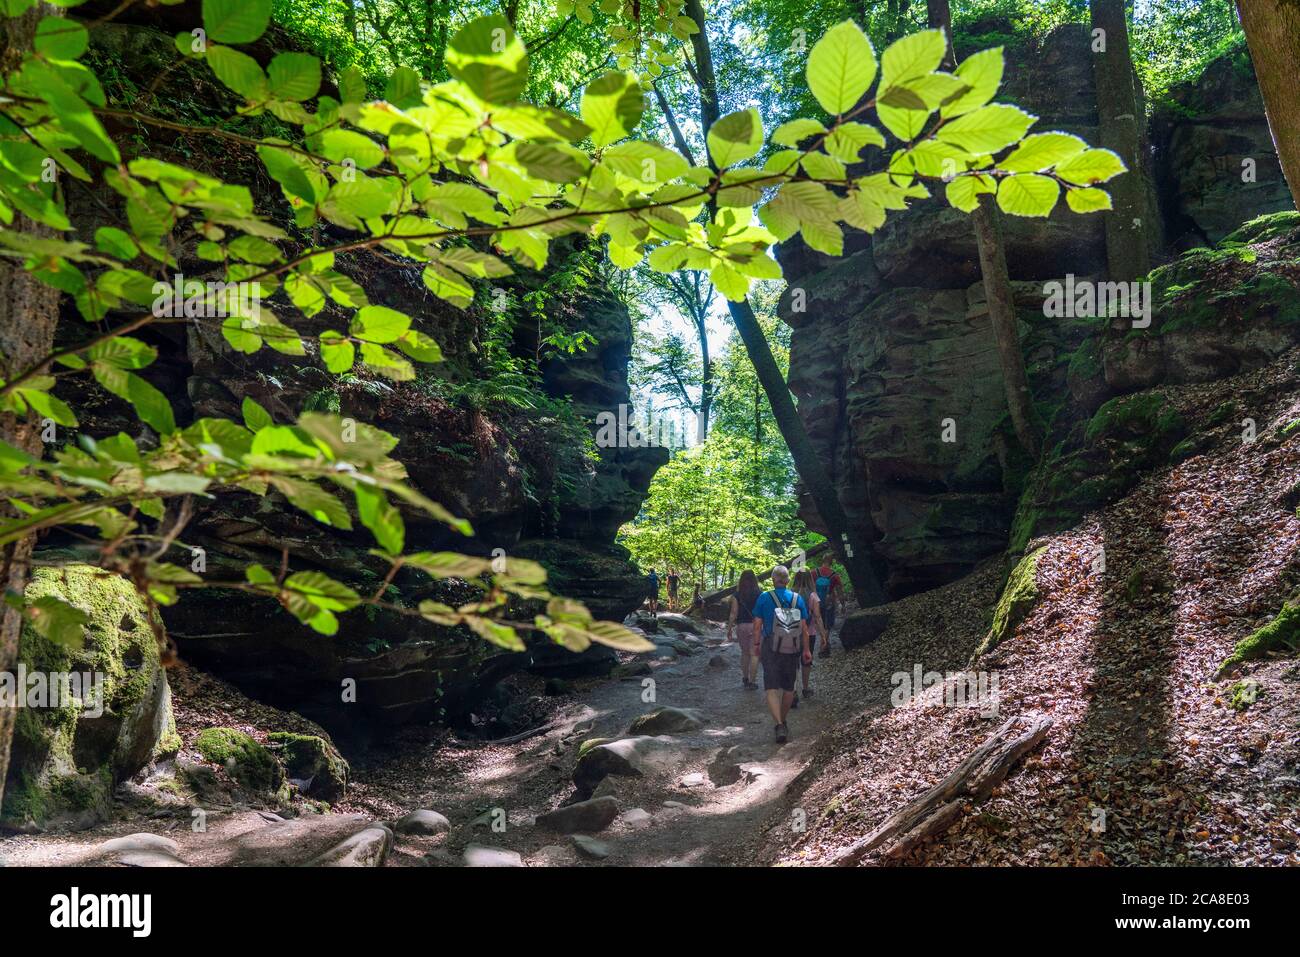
768, 589, 803, 654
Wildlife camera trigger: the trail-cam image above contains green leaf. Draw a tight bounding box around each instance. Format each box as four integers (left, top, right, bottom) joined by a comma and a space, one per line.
1065, 187, 1113, 213
350, 305, 411, 344
258, 144, 318, 203
267, 52, 321, 102
445, 14, 529, 105
1055, 148, 1127, 186
581, 71, 644, 148
26, 595, 89, 649
772, 118, 826, 147
707, 108, 763, 168
385, 65, 423, 108
318, 330, 355, 373
513, 141, 587, 183
944, 173, 996, 212
355, 484, 404, 554
270, 476, 352, 530
998, 132, 1088, 173
806, 20, 878, 115
206, 45, 269, 101
242, 396, 273, 431
16, 387, 76, 427
202, 0, 271, 44
937, 103, 1036, 154
825, 122, 885, 161
93, 226, 137, 260
996, 173, 1060, 217
943, 47, 1003, 118
880, 28, 946, 88
34, 16, 89, 60
321, 129, 385, 169
602, 140, 689, 183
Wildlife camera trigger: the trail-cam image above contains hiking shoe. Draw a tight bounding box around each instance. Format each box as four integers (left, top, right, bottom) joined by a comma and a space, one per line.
775, 723, 788, 743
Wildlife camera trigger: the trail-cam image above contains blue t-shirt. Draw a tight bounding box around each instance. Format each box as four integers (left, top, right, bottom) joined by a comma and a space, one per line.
752, 588, 809, 638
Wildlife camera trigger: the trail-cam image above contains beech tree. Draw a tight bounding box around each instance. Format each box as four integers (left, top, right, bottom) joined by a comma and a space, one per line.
1235, 0, 1300, 211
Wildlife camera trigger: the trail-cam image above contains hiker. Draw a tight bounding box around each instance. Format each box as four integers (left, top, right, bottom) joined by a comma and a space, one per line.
646, 568, 659, 615
666, 567, 680, 611
814, 560, 844, 658
751, 565, 811, 743
792, 569, 827, 703
726, 569, 761, 689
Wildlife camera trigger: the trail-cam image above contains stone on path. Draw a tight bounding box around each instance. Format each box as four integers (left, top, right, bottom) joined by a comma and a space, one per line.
99, 833, 180, 856
530, 844, 577, 866
394, 809, 451, 836
620, 808, 652, 829
571, 835, 611, 860
535, 796, 619, 834
654, 613, 700, 634
572, 735, 694, 797
117, 850, 187, 867
464, 844, 524, 867
627, 706, 704, 735
309, 825, 392, 867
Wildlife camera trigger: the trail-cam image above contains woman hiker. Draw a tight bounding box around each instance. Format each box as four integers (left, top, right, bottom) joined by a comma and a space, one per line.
726, 569, 761, 689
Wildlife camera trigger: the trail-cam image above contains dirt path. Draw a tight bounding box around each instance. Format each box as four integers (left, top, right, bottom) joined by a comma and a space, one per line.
366, 617, 863, 866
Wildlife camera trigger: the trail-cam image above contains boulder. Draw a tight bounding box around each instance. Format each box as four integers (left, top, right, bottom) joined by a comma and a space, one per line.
620, 808, 652, 829
627, 707, 704, 735
840, 611, 892, 651
463, 844, 524, 867
535, 796, 619, 834
1, 566, 176, 830
192, 727, 288, 803
654, 612, 700, 635
309, 825, 392, 867
393, 809, 451, 836
572, 735, 694, 797
570, 835, 611, 860
266, 732, 348, 801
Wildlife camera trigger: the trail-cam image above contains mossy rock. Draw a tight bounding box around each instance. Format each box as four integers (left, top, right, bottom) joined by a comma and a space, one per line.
193, 727, 287, 800
1219, 603, 1300, 674
1, 565, 174, 829
1221, 210, 1300, 247
975, 548, 1045, 658
265, 732, 348, 801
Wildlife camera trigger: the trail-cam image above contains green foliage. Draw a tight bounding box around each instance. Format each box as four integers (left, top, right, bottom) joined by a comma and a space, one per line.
0, 0, 1122, 657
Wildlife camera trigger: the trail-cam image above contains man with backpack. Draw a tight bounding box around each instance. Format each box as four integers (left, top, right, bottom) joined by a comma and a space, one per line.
751, 565, 812, 743
646, 568, 660, 616
814, 561, 844, 658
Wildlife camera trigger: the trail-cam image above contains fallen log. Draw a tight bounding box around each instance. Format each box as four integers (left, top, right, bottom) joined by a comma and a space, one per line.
830, 712, 1052, 866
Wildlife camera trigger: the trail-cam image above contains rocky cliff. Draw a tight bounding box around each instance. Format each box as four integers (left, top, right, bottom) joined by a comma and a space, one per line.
780, 21, 1295, 598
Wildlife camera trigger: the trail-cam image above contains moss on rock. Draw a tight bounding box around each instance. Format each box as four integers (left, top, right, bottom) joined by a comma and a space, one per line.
193, 727, 287, 799
1220, 603, 1300, 673
1, 565, 173, 828
265, 732, 348, 800
975, 548, 1045, 658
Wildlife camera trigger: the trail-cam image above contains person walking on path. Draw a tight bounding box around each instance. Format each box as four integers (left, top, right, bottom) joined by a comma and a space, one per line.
646, 568, 660, 616
666, 568, 680, 611
792, 569, 827, 703
727, 569, 761, 689
814, 561, 844, 658
751, 565, 811, 743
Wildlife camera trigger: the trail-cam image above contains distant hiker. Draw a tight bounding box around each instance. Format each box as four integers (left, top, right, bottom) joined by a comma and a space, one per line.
727, 569, 761, 689
666, 568, 680, 611
646, 568, 660, 615
814, 560, 844, 658
690, 584, 703, 615
792, 569, 827, 703
751, 565, 811, 743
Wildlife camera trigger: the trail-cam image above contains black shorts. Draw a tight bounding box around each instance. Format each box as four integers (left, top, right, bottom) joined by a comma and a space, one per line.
823, 603, 836, 631
761, 643, 800, 692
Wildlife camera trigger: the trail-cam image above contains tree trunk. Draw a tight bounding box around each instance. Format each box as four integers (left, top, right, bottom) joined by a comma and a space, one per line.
680, 0, 885, 605
972, 196, 1042, 457
1090, 0, 1151, 280
0, 3, 64, 816
693, 306, 712, 442
929, 0, 1041, 458
1236, 0, 1300, 210
726, 298, 885, 605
